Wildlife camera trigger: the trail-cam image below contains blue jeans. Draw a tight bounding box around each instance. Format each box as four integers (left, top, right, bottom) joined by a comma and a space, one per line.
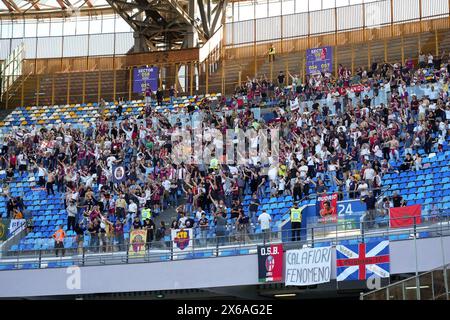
169, 193, 178, 207
316, 172, 326, 182
115, 234, 125, 251
90, 235, 99, 252
328, 171, 337, 188
249, 210, 257, 225
216, 226, 227, 246
185, 203, 193, 215
200, 229, 208, 247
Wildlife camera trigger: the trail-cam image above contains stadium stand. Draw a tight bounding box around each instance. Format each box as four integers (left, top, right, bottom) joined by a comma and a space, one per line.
1, 51, 449, 260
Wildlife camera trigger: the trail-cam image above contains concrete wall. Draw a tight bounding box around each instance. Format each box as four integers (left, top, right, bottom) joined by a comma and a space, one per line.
1, 236, 449, 298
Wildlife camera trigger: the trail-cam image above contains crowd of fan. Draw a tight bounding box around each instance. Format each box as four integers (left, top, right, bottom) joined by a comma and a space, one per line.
1, 51, 449, 253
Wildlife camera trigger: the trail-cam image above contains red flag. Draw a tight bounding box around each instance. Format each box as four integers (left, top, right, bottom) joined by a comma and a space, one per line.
389, 205, 422, 228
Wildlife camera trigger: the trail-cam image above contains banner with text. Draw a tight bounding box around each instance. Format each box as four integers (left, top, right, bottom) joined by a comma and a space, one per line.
258, 244, 284, 283
171, 228, 194, 252
316, 193, 338, 223
336, 241, 390, 281
285, 247, 332, 286
306, 46, 333, 75
9, 219, 26, 237
133, 66, 159, 93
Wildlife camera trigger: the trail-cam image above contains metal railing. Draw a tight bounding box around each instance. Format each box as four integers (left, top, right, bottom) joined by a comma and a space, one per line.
1, 212, 450, 271
361, 263, 450, 300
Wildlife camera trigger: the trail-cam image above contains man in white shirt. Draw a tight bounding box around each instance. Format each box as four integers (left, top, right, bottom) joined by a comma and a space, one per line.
258, 210, 272, 242
106, 155, 117, 170
299, 161, 308, 178
357, 181, 369, 197
195, 208, 205, 220
37, 164, 47, 187
363, 163, 376, 189
178, 212, 188, 228
128, 199, 138, 222
162, 179, 171, 192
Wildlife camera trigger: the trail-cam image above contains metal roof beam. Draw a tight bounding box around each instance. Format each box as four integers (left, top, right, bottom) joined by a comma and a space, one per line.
56, 0, 67, 10
2, 0, 21, 12
28, 0, 40, 10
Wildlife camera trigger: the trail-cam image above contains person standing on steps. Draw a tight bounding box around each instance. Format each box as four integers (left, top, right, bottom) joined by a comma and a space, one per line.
52, 225, 66, 257
289, 202, 303, 242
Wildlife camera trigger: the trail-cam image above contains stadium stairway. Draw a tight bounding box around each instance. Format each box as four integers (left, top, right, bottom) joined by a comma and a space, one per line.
0, 171, 73, 253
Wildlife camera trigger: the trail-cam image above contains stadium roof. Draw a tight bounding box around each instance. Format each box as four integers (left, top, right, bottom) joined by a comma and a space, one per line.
0, 0, 113, 16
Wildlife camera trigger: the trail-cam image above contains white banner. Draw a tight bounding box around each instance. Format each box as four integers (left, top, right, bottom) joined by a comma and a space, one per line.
285, 247, 332, 286
9, 219, 26, 237
171, 228, 194, 252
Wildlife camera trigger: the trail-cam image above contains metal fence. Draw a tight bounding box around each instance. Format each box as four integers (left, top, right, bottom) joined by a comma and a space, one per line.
361, 263, 450, 300
1, 212, 450, 271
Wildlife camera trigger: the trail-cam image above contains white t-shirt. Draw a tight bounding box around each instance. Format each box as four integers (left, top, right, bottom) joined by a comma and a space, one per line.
128, 202, 138, 213
178, 216, 187, 228
358, 183, 369, 197
268, 166, 278, 181
195, 210, 204, 220
162, 180, 171, 191
364, 168, 375, 181
278, 179, 286, 191
139, 128, 147, 140
418, 104, 426, 115
374, 145, 383, 158
106, 156, 117, 169
18, 154, 26, 165
38, 167, 46, 177
258, 212, 272, 231
299, 165, 308, 178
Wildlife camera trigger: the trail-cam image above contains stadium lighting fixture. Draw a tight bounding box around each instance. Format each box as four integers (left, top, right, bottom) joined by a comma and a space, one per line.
405, 286, 430, 290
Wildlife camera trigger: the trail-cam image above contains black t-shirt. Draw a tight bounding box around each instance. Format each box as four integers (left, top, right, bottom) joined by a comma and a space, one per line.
187, 104, 195, 113
185, 218, 195, 228
74, 225, 85, 236
88, 224, 100, 235
230, 204, 242, 219
363, 195, 377, 210
238, 215, 249, 225
250, 176, 261, 191
249, 199, 260, 212
199, 217, 209, 230
278, 74, 285, 84
57, 152, 65, 161
156, 227, 166, 240
392, 195, 402, 207
133, 220, 142, 229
